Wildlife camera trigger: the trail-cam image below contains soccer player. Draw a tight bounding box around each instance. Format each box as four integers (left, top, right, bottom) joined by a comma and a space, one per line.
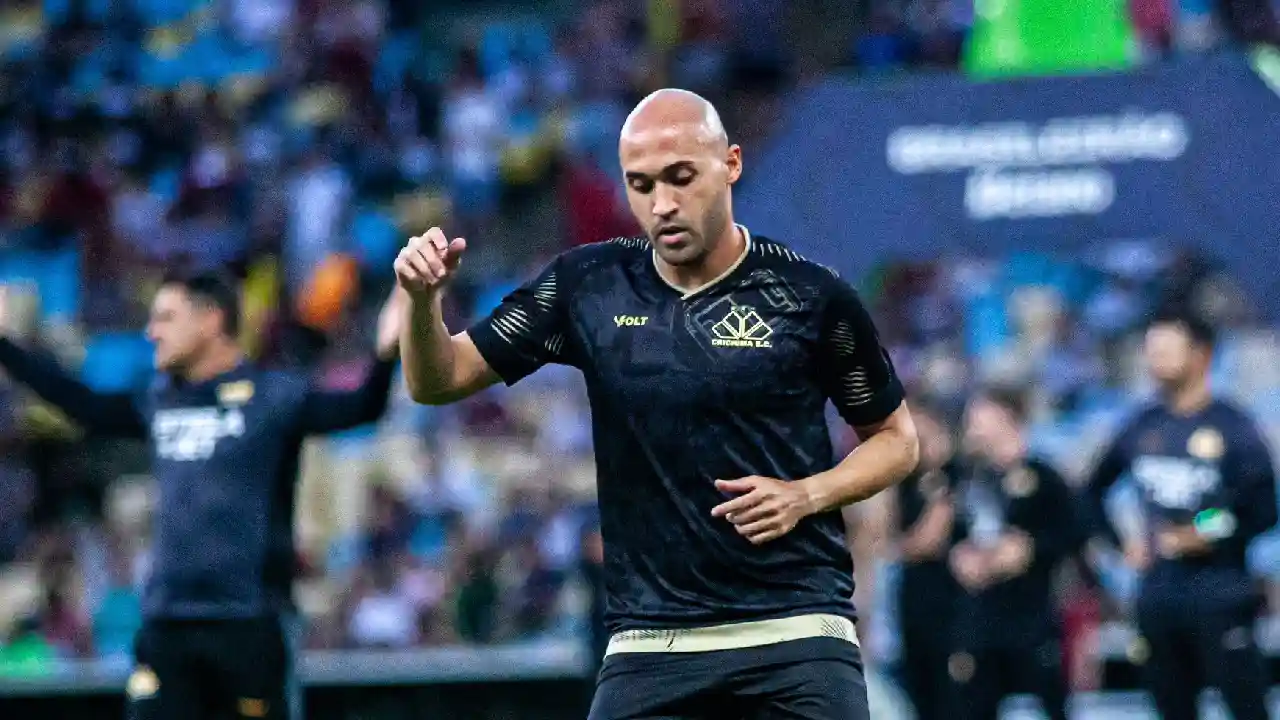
890, 403, 961, 720
395, 88, 920, 719
946, 389, 1077, 720
1083, 310, 1276, 720
0, 272, 403, 720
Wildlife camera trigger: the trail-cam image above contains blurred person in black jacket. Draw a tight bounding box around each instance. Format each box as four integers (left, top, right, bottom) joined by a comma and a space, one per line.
946, 388, 1079, 720
1083, 310, 1275, 720
890, 402, 960, 720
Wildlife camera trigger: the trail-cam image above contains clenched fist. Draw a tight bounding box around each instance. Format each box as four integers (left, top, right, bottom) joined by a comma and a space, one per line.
394, 227, 467, 296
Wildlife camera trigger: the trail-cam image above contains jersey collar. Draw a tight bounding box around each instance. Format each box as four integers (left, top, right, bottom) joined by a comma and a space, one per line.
652, 224, 753, 299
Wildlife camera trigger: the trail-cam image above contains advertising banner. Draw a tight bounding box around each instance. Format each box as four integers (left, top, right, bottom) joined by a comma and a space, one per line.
740, 52, 1280, 315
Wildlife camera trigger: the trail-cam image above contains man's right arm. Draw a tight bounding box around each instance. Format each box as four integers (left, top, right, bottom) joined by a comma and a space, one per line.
397, 229, 575, 405
1082, 418, 1139, 550
0, 337, 147, 438
400, 292, 501, 405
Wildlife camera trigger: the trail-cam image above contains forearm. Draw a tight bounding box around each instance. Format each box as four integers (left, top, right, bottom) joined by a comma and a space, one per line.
0, 337, 144, 436
1084, 483, 1124, 549
399, 293, 458, 403
799, 426, 919, 514
299, 357, 397, 434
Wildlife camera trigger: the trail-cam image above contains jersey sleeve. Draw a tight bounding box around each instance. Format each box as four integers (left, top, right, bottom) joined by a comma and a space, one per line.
1082, 412, 1143, 548
816, 274, 905, 427
1226, 413, 1278, 544
0, 336, 147, 439
467, 254, 577, 385
295, 357, 396, 435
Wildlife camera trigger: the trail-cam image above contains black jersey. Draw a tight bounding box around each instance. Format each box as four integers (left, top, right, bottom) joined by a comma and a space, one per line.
950, 457, 1080, 645
0, 338, 394, 619
895, 465, 961, 620
1084, 399, 1277, 575
467, 231, 904, 632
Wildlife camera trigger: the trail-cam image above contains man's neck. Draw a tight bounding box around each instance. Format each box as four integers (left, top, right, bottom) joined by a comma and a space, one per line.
1164, 377, 1212, 416
182, 343, 244, 384
660, 223, 746, 294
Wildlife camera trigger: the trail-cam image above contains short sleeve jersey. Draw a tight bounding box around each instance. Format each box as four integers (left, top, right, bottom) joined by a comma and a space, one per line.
468, 231, 905, 632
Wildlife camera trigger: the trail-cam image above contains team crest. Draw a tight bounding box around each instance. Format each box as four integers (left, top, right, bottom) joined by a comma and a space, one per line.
1002, 466, 1038, 498
238, 698, 269, 717
948, 652, 975, 683
709, 305, 773, 349
1187, 427, 1224, 460
217, 380, 255, 405
126, 665, 160, 699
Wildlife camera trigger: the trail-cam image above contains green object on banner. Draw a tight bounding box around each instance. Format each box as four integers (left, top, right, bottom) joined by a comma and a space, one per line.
964, 0, 1137, 77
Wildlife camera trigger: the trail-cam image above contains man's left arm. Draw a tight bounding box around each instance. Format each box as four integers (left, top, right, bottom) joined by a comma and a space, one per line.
798, 275, 918, 511
1228, 417, 1279, 545
297, 289, 402, 435
1159, 414, 1278, 559
712, 275, 918, 544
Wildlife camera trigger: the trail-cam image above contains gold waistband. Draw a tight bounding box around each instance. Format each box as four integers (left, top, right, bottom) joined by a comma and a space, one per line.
605, 613, 859, 656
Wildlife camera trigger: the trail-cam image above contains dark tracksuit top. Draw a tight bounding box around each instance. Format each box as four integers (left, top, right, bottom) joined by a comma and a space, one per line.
1083, 399, 1278, 613
0, 337, 395, 620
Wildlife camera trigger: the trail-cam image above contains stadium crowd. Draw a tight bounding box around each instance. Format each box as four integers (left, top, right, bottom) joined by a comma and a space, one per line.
0, 0, 1277, 705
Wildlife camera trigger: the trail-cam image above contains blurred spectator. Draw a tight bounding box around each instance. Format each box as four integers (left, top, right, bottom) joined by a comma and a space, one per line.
285, 149, 352, 294
348, 559, 418, 649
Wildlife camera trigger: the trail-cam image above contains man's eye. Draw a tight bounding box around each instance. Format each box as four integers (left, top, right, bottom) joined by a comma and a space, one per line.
630, 179, 653, 193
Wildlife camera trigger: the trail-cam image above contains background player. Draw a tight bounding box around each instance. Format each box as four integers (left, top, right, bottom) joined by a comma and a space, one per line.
1083, 309, 1277, 720
0, 272, 403, 720
887, 402, 961, 720
395, 88, 919, 719
946, 388, 1077, 720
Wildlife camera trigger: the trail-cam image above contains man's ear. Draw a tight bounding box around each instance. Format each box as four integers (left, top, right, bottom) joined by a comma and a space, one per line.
726, 144, 743, 184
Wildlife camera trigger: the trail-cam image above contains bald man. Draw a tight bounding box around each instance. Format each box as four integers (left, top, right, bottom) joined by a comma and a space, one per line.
394, 89, 919, 720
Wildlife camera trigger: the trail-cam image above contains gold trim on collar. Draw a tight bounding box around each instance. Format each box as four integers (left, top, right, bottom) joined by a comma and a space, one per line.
653, 224, 753, 299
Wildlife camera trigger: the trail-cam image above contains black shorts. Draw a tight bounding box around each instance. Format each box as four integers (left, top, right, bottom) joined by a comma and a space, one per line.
588, 637, 868, 720
127, 616, 301, 720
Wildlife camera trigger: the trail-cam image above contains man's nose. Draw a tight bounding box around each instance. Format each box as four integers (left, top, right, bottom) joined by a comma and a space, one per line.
652, 185, 679, 218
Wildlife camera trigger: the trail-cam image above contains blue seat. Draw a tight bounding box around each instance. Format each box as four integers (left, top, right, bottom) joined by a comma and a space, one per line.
150, 167, 182, 204
326, 534, 365, 577
964, 293, 1009, 358
0, 249, 80, 320
133, 0, 204, 26
350, 207, 401, 271
409, 515, 449, 563
38, 249, 80, 320
81, 332, 153, 393
374, 32, 417, 96
45, 0, 112, 23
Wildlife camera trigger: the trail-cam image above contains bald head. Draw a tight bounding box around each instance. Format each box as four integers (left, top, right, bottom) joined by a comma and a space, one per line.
620, 89, 727, 150
617, 88, 743, 272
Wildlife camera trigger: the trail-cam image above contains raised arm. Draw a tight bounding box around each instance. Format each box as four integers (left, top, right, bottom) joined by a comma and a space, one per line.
298, 356, 396, 434
298, 289, 403, 434
395, 228, 576, 404
0, 337, 147, 438
401, 291, 501, 405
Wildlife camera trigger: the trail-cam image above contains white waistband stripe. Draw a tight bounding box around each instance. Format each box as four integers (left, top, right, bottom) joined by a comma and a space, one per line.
604, 613, 859, 656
